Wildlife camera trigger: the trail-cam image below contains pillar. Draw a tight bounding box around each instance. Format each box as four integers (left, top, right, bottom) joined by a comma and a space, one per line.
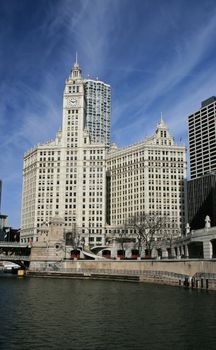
162, 249, 168, 259
203, 240, 212, 259
101, 235, 105, 246
171, 246, 176, 258
176, 246, 181, 258
184, 244, 189, 258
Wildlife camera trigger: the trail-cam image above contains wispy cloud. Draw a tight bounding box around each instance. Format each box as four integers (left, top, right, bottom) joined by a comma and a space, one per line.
111, 7, 216, 145
1, 0, 216, 226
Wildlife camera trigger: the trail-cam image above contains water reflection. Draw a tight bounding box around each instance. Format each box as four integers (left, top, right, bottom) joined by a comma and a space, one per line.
0, 275, 216, 350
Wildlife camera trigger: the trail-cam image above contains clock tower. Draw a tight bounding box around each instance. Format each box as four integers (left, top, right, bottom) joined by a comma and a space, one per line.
21, 56, 108, 247
62, 56, 85, 146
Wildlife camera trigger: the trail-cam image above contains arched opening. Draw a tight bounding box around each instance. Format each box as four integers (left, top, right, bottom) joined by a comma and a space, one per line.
102, 249, 111, 259
66, 232, 74, 245
2, 260, 29, 272
131, 249, 139, 259
117, 249, 125, 260
70, 249, 80, 260
166, 248, 175, 259
157, 248, 162, 258
211, 239, 216, 258
144, 249, 151, 259
188, 242, 204, 258
167, 247, 172, 258
91, 246, 107, 255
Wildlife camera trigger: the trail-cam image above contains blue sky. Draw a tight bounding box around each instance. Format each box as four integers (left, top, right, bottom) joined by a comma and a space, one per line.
0, 0, 216, 227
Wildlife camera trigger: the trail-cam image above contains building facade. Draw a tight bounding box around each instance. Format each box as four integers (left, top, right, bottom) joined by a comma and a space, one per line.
21, 61, 108, 246
188, 96, 216, 179
106, 119, 187, 236
21, 61, 187, 247
84, 79, 111, 147
187, 170, 216, 230
187, 96, 216, 230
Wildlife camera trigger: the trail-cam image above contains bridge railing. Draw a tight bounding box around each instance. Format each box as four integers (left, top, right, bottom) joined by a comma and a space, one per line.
0, 241, 29, 248
0, 255, 30, 261
43, 265, 188, 279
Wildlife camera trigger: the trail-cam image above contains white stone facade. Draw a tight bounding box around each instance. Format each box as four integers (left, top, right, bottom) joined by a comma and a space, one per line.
106, 119, 187, 236
21, 61, 187, 247
21, 61, 107, 246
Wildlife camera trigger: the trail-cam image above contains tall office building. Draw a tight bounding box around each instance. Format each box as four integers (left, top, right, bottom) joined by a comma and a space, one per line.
21, 60, 108, 245
188, 96, 216, 179
21, 59, 187, 246
187, 96, 216, 229
106, 119, 187, 235
84, 79, 111, 147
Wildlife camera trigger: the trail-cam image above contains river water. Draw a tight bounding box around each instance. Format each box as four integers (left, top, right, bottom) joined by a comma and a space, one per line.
0, 273, 216, 350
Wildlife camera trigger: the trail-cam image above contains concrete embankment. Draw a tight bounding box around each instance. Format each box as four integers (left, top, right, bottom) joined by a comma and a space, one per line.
28, 259, 216, 291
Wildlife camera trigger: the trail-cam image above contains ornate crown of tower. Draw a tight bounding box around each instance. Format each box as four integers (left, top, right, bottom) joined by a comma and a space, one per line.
154, 113, 174, 145
69, 53, 82, 80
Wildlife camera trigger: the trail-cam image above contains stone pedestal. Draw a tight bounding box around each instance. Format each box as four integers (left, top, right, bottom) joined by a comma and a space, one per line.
29, 240, 65, 270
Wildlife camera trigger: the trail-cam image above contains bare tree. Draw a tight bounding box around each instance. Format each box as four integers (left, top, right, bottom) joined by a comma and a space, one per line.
127, 212, 166, 258
161, 218, 181, 258
112, 224, 129, 259
65, 223, 80, 248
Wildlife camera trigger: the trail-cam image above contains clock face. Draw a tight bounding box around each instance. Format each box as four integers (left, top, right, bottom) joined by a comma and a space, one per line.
67, 98, 77, 107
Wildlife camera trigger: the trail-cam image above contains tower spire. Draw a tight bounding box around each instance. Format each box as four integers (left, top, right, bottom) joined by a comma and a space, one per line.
70, 52, 81, 79
156, 112, 168, 131
160, 112, 163, 123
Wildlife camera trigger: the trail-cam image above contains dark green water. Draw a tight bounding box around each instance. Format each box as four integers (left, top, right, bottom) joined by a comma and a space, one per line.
0, 273, 216, 350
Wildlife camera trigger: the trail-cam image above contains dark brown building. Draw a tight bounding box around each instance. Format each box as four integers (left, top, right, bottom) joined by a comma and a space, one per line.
187, 173, 216, 230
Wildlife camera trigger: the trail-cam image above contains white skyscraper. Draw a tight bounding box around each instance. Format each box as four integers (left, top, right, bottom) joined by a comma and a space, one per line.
21, 59, 109, 246
106, 119, 187, 235
21, 58, 187, 248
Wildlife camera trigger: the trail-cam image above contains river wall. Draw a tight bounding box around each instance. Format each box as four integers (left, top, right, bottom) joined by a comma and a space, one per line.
62, 259, 216, 275
29, 259, 216, 291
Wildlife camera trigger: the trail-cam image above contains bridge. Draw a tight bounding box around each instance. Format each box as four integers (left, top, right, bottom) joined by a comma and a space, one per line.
0, 241, 31, 268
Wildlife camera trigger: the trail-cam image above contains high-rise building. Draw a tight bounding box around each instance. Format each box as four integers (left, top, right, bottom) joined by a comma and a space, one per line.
21, 59, 187, 246
106, 119, 187, 235
188, 96, 216, 179
187, 96, 216, 229
21, 60, 108, 245
84, 79, 111, 147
